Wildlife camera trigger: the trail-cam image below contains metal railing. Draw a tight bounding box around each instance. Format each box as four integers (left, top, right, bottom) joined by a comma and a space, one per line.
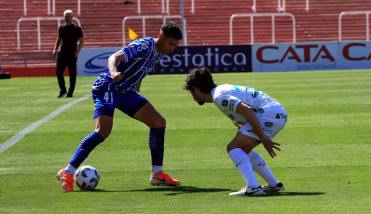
339, 11, 371, 41
229, 13, 296, 44
165, 0, 196, 14
252, 0, 309, 12
16, 17, 81, 50
122, 15, 187, 46
137, 0, 195, 15
137, 0, 141, 14
23, 0, 27, 16
47, 0, 81, 16
278, 0, 309, 12
23, 0, 81, 16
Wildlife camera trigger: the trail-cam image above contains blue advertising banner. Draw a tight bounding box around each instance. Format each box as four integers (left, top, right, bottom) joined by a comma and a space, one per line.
77, 45, 252, 76
252, 41, 371, 72
77, 47, 118, 76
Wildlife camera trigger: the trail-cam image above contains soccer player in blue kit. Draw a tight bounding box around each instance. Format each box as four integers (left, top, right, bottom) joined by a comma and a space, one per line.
57, 23, 183, 192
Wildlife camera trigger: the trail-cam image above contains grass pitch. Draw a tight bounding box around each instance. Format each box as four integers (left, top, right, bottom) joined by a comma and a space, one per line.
0, 70, 371, 213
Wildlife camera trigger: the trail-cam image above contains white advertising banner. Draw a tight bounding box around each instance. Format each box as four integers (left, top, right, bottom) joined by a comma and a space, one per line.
252, 41, 371, 72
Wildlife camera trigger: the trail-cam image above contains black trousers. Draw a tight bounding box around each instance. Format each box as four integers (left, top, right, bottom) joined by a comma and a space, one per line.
56, 54, 77, 95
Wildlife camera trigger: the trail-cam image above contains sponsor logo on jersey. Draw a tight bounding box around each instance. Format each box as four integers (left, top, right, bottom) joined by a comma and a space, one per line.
275, 113, 287, 121
229, 99, 237, 111
246, 128, 257, 135
251, 90, 259, 98
253, 108, 264, 113
264, 122, 274, 127
141, 43, 148, 50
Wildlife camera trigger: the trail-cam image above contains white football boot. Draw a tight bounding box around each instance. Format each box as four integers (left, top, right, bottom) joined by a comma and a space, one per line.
229, 186, 266, 196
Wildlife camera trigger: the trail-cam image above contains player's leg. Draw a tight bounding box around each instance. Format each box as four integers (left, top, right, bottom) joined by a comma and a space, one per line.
134, 102, 181, 186
134, 102, 165, 169
253, 105, 287, 192
66, 58, 77, 97
57, 87, 115, 192
248, 150, 283, 191
227, 133, 265, 196
56, 55, 67, 97
57, 116, 111, 192
115, 90, 179, 186
236, 122, 280, 188
67, 115, 112, 170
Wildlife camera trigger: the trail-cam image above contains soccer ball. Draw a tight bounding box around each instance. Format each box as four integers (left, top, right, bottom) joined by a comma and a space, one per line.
75, 165, 100, 190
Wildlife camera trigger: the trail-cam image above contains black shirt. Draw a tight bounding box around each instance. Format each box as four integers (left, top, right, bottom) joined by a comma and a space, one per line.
59, 24, 83, 55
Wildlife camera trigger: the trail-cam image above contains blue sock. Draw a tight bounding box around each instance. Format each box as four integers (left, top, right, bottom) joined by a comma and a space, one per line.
69, 132, 104, 168
149, 127, 165, 166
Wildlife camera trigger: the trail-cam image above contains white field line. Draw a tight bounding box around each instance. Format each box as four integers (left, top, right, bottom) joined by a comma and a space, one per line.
0, 95, 90, 153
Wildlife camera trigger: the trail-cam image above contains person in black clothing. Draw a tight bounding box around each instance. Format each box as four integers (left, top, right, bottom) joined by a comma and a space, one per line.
52, 9, 84, 98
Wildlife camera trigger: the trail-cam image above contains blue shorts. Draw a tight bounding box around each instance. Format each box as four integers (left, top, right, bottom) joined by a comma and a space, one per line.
92, 89, 148, 119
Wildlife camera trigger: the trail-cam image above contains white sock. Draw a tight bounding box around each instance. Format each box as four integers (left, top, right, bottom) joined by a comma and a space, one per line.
64, 164, 77, 174
229, 148, 260, 188
152, 165, 163, 174
248, 150, 279, 187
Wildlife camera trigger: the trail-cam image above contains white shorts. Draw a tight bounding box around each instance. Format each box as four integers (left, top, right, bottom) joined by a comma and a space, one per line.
239, 104, 287, 140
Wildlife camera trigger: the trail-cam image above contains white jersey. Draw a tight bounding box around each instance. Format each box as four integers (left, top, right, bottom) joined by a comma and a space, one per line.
211, 84, 282, 125
211, 84, 287, 139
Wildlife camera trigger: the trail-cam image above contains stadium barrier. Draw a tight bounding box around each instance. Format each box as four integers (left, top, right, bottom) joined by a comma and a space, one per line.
6, 41, 370, 77
252, 41, 371, 72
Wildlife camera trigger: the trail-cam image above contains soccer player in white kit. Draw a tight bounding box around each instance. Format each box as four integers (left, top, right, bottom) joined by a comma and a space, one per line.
184, 67, 287, 196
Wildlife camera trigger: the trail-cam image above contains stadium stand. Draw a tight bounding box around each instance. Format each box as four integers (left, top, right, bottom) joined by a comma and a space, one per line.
0, 0, 370, 74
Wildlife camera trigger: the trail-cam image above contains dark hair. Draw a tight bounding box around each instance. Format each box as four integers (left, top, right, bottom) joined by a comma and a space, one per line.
184, 67, 217, 94
161, 23, 183, 40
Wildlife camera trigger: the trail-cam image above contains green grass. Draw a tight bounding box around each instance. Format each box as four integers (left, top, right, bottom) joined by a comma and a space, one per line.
0, 70, 371, 213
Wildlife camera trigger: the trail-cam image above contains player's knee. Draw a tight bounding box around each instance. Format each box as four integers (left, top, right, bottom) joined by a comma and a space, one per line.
151, 116, 166, 128
95, 128, 111, 139
226, 142, 250, 154
226, 143, 235, 153
241, 146, 252, 155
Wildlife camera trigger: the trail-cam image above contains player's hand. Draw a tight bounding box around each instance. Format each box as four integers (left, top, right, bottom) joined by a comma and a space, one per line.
110, 70, 124, 81
52, 50, 57, 58
261, 138, 280, 158
234, 122, 242, 129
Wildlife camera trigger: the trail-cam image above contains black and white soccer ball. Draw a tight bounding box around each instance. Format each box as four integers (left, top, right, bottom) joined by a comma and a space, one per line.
75, 165, 100, 190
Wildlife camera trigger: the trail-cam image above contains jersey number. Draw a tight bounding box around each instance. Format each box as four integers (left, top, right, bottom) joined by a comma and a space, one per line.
104, 92, 114, 104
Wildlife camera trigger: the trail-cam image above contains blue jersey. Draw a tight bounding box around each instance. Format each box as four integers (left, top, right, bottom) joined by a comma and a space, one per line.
93, 37, 162, 93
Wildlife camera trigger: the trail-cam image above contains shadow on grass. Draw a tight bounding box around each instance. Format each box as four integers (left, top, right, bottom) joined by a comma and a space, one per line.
260, 191, 326, 197
74, 188, 326, 197
130, 185, 233, 196
74, 186, 232, 195
73, 189, 128, 193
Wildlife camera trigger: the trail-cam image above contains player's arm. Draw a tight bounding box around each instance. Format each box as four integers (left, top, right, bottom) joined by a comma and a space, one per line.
108, 50, 124, 81
76, 27, 84, 57
53, 27, 63, 57
236, 102, 280, 158
52, 36, 61, 57
75, 37, 84, 58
